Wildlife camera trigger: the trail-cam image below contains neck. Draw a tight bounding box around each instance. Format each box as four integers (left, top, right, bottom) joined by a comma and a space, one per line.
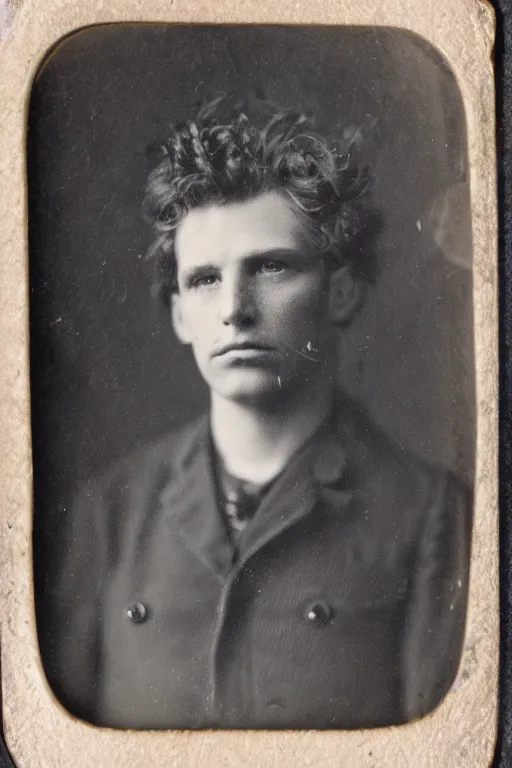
210, 372, 334, 485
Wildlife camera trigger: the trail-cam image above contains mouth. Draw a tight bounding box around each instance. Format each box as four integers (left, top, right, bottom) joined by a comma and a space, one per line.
213, 341, 274, 358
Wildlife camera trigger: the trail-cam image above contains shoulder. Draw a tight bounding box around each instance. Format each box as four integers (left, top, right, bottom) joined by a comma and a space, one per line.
81, 415, 207, 502
67, 415, 208, 550
334, 392, 472, 538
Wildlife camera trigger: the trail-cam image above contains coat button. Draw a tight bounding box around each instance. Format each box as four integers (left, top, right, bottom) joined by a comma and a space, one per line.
126, 602, 148, 624
303, 600, 332, 627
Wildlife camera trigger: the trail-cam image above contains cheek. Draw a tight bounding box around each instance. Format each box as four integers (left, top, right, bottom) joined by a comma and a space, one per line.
181, 300, 215, 344
271, 283, 325, 333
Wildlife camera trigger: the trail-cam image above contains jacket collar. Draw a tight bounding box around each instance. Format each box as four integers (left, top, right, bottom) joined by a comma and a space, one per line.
235, 414, 353, 567
159, 416, 234, 581
160, 404, 354, 579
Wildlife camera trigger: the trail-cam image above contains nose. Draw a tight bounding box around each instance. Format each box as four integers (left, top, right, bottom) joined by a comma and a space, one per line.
220, 274, 257, 327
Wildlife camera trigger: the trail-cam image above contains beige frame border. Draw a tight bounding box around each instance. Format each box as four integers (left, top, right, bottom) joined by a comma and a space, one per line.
0, 1, 497, 767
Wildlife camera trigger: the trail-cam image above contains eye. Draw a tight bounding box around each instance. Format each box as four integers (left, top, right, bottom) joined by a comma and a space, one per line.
259, 259, 287, 274
190, 273, 219, 289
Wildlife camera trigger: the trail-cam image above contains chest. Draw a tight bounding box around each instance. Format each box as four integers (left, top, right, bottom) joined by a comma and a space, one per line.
98, 506, 413, 728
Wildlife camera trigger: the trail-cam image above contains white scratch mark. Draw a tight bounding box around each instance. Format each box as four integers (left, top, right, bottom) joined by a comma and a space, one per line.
277, 376, 282, 388
416, 220, 422, 232
282, 341, 318, 362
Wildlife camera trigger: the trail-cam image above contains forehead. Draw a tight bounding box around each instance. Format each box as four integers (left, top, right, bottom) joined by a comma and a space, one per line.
174, 191, 305, 269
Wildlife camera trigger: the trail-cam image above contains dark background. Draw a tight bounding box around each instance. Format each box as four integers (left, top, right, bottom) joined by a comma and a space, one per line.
0, 21, 482, 766
27, 25, 474, 522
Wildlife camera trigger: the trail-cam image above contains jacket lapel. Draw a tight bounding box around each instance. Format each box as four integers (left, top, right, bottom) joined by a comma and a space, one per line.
237, 418, 354, 566
159, 405, 355, 577
159, 416, 234, 580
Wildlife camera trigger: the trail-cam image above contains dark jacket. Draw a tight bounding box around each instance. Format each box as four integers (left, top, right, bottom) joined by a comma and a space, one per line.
38, 397, 471, 730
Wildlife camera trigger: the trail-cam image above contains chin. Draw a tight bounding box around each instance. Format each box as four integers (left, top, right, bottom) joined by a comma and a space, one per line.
208, 368, 289, 404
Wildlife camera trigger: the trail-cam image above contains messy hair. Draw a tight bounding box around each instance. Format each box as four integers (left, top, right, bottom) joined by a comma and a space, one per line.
143, 96, 373, 304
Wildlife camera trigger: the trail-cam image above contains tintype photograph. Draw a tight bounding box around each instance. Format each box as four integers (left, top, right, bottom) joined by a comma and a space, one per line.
26, 23, 478, 734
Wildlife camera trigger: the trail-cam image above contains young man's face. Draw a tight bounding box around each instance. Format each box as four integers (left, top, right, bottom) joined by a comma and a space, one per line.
172, 190, 332, 405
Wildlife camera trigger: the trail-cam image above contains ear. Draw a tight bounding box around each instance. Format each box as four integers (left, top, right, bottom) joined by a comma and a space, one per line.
171, 293, 192, 344
328, 265, 364, 325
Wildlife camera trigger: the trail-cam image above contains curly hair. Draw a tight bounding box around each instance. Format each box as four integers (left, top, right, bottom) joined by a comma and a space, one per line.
143, 96, 373, 304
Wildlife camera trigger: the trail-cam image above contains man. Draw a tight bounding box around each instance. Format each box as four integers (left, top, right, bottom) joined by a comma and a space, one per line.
38, 98, 471, 730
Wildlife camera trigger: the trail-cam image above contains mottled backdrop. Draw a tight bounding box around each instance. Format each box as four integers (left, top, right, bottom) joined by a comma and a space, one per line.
27, 25, 474, 541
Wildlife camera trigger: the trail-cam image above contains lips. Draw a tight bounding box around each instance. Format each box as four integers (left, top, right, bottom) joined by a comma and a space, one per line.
213, 341, 274, 357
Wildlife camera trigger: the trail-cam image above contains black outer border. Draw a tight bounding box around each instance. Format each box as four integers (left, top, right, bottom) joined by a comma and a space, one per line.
0, 6, 508, 766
